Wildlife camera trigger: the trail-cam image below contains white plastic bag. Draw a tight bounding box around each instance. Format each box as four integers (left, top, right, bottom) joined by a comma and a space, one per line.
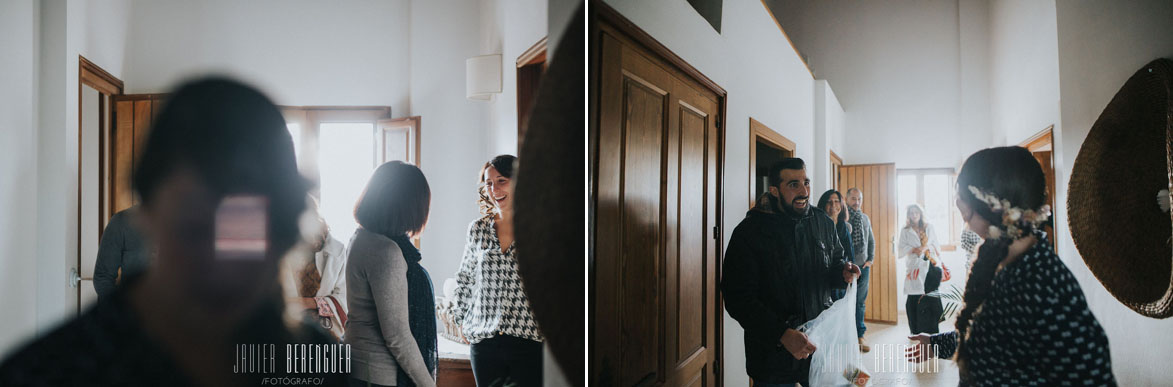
798, 280, 870, 386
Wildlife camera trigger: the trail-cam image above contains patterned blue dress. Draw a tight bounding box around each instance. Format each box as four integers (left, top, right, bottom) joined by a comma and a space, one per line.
929, 235, 1116, 385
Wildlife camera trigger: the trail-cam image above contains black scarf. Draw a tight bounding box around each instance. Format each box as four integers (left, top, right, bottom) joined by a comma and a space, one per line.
391, 234, 437, 386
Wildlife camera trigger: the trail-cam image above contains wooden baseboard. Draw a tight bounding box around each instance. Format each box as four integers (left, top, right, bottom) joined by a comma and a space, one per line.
437, 357, 475, 387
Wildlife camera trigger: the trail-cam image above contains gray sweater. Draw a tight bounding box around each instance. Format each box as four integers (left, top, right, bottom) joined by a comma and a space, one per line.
343, 229, 435, 387
848, 208, 875, 266
94, 206, 152, 298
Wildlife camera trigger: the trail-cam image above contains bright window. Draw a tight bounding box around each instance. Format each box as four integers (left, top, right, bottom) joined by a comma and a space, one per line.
896, 169, 958, 248
280, 107, 420, 242
318, 122, 377, 240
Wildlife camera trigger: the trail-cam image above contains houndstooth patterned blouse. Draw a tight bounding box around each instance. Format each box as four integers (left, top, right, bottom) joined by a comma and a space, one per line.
930, 234, 1116, 386
452, 216, 543, 344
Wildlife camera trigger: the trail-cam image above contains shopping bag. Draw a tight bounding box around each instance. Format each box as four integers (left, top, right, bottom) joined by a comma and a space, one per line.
798, 280, 870, 386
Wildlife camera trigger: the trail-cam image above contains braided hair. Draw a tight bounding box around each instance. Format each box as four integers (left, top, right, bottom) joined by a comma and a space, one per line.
953, 146, 1046, 378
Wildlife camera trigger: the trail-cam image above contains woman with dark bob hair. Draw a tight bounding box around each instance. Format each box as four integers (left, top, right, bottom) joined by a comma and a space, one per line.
0, 77, 346, 386
907, 146, 1115, 385
344, 161, 436, 387
451, 154, 544, 387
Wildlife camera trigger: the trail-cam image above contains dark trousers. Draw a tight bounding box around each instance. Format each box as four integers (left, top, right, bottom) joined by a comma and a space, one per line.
856, 266, 871, 338
470, 335, 543, 387
906, 294, 943, 334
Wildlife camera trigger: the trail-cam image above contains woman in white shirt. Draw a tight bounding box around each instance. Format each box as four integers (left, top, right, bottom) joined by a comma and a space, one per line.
899, 204, 943, 334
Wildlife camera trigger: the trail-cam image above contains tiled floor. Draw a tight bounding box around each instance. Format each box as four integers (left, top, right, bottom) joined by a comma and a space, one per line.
851, 249, 967, 387
857, 314, 960, 387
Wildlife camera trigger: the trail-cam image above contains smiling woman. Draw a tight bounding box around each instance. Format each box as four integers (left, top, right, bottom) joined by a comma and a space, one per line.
449, 154, 546, 387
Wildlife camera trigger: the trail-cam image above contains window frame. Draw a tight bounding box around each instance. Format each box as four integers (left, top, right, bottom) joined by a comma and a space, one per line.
280, 106, 422, 246
896, 167, 958, 251
280, 106, 392, 192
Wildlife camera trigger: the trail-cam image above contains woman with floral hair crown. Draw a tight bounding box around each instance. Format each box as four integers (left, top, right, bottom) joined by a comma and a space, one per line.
906, 146, 1116, 385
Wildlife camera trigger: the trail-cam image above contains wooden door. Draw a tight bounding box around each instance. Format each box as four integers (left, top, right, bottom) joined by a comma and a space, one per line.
748, 118, 796, 208
830, 151, 843, 193
1032, 151, 1056, 247
1021, 127, 1057, 249
593, 6, 725, 386
100, 94, 163, 291
112, 94, 166, 213
837, 163, 898, 323
516, 37, 548, 145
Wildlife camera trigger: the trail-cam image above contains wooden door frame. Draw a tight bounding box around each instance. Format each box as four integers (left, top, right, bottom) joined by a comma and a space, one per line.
592, 3, 727, 385
1020, 125, 1057, 248
78, 56, 124, 313
748, 118, 796, 208
517, 37, 548, 145
830, 150, 843, 191
1020, 124, 1055, 152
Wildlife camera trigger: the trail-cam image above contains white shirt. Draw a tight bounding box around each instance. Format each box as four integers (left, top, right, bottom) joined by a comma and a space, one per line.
900, 223, 940, 295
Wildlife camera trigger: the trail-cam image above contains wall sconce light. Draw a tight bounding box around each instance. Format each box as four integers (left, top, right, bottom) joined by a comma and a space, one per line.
466, 54, 502, 101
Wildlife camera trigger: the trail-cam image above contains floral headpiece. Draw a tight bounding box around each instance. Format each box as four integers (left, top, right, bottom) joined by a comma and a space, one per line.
967, 185, 1052, 240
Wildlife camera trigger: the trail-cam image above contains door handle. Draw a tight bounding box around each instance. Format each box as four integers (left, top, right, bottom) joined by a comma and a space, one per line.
68, 268, 80, 288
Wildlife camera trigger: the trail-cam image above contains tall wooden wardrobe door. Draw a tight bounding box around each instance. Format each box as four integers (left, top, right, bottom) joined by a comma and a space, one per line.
111, 94, 165, 213
593, 12, 724, 386
837, 163, 898, 323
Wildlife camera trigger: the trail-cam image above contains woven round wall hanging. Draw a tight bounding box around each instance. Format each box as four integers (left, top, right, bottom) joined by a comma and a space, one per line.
1068, 58, 1173, 318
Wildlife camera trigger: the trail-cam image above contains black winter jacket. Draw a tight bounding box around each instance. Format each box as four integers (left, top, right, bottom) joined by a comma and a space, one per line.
721, 199, 849, 384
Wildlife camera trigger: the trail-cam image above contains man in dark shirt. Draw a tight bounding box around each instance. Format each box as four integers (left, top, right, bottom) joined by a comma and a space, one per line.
722, 158, 860, 387
93, 204, 153, 299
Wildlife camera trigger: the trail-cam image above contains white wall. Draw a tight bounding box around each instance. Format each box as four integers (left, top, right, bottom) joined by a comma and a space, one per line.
25, 0, 135, 351
988, 0, 1060, 146
1051, 1, 1173, 385
120, 0, 553, 303
827, 83, 846, 164
957, 0, 992, 169
125, 0, 411, 108
812, 80, 846, 195
0, 0, 41, 358
813, 80, 829, 195
34, 0, 71, 349
80, 0, 132, 80
601, 0, 837, 385
482, 0, 548, 157
768, 0, 993, 169
407, 0, 493, 303
547, 0, 580, 55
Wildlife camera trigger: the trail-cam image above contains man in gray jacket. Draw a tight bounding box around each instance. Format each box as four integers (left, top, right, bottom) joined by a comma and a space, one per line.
93, 205, 153, 299
845, 188, 875, 353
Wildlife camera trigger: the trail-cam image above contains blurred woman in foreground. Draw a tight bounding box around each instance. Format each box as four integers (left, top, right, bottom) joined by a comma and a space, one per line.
0, 78, 345, 386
